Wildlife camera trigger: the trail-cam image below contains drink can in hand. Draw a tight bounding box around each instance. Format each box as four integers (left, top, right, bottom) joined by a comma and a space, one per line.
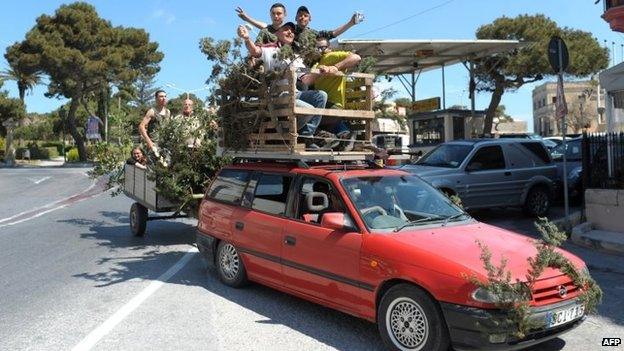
354, 11, 364, 24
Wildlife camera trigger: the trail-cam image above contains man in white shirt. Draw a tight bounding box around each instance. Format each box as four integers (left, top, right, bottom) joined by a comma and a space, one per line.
238, 21, 328, 149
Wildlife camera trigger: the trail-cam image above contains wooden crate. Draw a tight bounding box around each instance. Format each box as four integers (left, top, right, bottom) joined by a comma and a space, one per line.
220, 68, 375, 157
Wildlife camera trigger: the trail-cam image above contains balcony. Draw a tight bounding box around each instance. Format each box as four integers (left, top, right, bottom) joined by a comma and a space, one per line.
603, 0, 624, 32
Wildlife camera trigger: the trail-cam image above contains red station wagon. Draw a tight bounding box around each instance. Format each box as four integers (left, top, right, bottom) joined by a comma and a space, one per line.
196, 160, 587, 351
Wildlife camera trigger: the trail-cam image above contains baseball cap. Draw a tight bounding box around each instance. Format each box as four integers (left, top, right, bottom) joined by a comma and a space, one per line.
297, 6, 310, 14
280, 21, 296, 31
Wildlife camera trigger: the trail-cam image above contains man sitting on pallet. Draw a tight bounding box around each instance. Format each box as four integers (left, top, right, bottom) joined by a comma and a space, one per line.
311, 36, 362, 151
238, 21, 337, 150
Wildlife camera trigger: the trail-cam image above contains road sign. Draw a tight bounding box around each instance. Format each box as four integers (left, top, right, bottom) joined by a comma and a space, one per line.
548, 36, 569, 73
412, 97, 440, 113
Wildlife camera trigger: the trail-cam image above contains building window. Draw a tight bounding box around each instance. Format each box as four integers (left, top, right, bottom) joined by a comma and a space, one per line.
551, 96, 557, 104
412, 118, 445, 146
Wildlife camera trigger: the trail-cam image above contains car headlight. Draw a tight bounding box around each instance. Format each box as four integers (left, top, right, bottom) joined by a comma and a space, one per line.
471, 285, 531, 304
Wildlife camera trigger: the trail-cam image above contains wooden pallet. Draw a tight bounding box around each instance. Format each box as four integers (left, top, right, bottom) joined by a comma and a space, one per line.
220, 68, 375, 155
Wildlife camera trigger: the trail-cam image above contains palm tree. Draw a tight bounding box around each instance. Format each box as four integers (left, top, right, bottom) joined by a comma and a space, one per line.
0, 67, 42, 103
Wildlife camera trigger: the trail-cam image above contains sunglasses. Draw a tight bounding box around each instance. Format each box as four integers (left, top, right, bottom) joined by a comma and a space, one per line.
316, 45, 329, 51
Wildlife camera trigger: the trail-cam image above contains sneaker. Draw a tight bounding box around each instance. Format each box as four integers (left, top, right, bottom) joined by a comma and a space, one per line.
339, 134, 356, 152
305, 143, 321, 150
335, 131, 356, 151
315, 130, 339, 149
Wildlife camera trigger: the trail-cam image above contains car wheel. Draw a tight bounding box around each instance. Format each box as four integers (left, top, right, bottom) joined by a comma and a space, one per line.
130, 202, 147, 237
378, 284, 449, 351
523, 186, 550, 217
216, 241, 248, 288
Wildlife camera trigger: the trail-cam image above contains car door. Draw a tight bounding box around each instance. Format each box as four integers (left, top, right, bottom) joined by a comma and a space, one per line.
282, 176, 365, 311
200, 168, 251, 241
461, 145, 514, 208
233, 172, 294, 288
502, 142, 539, 206
507, 142, 554, 205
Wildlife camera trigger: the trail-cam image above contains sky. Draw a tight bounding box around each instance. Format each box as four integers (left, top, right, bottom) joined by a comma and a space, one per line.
1, 0, 623, 131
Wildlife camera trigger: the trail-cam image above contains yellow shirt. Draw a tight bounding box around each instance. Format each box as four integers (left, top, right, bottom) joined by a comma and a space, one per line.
313, 51, 351, 107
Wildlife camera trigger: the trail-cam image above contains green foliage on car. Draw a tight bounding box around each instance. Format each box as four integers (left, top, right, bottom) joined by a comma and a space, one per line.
466, 217, 602, 339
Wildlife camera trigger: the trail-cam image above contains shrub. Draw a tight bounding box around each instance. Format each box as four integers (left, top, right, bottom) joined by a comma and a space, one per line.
0, 136, 5, 152
67, 148, 80, 162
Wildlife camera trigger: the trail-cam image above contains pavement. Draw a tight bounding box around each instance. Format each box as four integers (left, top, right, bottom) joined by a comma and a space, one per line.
0, 156, 93, 168
571, 222, 624, 256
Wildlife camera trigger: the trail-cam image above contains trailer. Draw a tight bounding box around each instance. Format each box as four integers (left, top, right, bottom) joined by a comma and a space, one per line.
122, 164, 202, 236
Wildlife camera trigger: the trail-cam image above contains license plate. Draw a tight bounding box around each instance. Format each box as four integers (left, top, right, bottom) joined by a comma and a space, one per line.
546, 304, 585, 328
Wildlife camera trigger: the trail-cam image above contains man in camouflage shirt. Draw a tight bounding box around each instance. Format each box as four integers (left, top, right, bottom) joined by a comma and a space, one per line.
293, 6, 360, 53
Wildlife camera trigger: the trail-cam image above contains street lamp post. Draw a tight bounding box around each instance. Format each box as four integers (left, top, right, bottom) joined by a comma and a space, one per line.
59, 106, 67, 163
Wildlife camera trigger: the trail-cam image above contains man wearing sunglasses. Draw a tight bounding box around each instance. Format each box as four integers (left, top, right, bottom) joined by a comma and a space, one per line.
312, 37, 362, 151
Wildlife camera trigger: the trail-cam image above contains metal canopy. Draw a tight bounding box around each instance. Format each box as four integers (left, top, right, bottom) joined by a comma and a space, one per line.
336, 39, 524, 75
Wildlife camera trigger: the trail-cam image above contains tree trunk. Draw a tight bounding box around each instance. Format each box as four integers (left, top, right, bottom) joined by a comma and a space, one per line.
97, 87, 110, 141
483, 83, 505, 136
17, 82, 26, 104
67, 98, 88, 161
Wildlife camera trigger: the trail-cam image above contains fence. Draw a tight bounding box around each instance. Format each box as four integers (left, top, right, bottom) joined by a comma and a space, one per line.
582, 132, 624, 189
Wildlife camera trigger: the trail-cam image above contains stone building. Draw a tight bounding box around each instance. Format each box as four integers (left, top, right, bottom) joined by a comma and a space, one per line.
532, 80, 606, 136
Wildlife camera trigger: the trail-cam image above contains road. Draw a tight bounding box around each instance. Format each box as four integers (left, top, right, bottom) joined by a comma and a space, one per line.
0, 167, 622, 350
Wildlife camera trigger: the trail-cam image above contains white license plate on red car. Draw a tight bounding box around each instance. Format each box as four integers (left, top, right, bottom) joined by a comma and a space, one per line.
546, 304, 585, 328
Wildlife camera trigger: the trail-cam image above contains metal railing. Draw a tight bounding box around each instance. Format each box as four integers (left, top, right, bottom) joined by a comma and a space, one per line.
582, 132, 624, 189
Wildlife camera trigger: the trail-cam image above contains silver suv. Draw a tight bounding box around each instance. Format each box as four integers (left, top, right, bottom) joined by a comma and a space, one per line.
402, 139, 556, 216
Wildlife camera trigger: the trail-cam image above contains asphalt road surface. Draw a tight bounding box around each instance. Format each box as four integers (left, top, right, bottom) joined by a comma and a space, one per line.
0, 168, 622, 350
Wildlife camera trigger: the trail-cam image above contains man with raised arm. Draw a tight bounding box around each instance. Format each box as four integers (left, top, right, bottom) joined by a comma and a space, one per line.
236, 3, 286, 45
293, 6, 361, 52
237, 22, 331, 149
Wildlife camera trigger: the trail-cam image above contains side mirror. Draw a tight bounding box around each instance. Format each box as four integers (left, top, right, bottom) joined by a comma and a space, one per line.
321, 212, 357, 232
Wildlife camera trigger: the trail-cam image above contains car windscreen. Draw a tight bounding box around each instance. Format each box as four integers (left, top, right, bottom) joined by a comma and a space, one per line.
551, 139, 582, 161
416, 144, 473, 168
341, 175, 466, 232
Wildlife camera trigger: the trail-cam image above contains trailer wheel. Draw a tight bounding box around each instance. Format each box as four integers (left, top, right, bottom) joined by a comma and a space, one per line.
130, 202, 148, 237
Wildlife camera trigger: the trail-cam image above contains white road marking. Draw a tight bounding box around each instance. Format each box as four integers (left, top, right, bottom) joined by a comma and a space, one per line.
0, 180, 98, 227
72, 247, 199, 351
0, 205, 67, 228
30, 176, 51, 184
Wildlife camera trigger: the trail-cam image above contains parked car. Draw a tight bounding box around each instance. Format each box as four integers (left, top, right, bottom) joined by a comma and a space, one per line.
550, 137, 583, 200
544, 136, 563, 147
498, 133, 558, 151
401, 139, 557, 216
196, 160, 587, 351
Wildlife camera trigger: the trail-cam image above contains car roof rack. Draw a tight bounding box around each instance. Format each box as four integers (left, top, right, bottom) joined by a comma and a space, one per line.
224, 150, 374, 162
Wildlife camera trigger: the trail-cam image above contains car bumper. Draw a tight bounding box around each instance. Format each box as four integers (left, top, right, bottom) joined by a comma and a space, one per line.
196, 230, 217, 267
440, 299, 585, 351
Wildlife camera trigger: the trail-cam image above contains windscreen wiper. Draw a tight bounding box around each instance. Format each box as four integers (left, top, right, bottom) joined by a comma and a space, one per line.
393, 216, 444, 232
442, 213, 469, 226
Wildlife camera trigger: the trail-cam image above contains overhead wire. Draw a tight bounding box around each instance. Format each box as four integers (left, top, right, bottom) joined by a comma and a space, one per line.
352, 0, 456, 38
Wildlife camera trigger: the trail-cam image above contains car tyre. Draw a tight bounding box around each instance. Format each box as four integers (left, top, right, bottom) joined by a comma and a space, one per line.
130, 202, 148, 237
378, 284, 449, 351
523, 186, 550, 217
216, 241, 248, 288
